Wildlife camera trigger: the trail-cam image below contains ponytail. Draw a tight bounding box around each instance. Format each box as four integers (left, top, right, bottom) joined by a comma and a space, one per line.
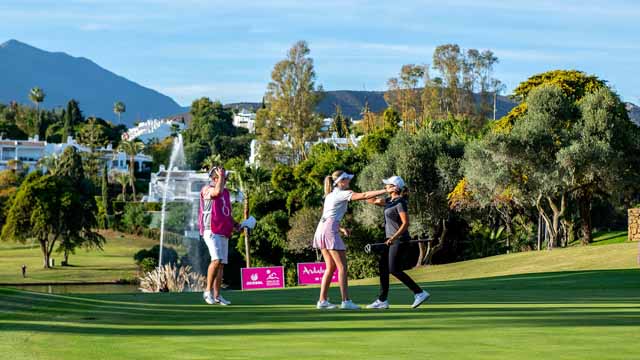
400, 186, 409, 200
324, 176, 333, 197
324, 170, 345, 197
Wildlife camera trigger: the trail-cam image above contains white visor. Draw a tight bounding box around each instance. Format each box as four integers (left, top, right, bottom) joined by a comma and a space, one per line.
333, 172, 354, 185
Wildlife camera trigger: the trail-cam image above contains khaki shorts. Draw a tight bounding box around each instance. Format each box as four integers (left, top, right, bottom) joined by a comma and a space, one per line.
203, 230, 229, 264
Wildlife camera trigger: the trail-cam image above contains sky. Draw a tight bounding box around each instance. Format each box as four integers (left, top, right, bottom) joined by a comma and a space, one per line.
1, 0, 638, 106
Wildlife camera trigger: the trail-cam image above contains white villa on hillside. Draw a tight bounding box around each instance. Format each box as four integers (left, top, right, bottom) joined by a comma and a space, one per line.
0, 135, 152, 173
249, 133, 363, 166
123, 118, 185, 142
233, 108, 256, 133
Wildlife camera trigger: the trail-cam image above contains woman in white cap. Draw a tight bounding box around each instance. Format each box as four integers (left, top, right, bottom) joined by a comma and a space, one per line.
366, 175, 430, 309
314, 170, 392, 310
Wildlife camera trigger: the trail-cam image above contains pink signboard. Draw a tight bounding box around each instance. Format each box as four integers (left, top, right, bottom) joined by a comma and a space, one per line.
241, 266, 285, 290
297, 262, 338, 285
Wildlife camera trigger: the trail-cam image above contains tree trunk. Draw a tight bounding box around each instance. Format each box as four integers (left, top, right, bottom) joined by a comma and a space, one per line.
129, 157, 137, 200
537, 193, 566, 250
578, 193, 593, 245
63, 249, 69, 266
40, 240, 50, 269
416, 219, 447, 266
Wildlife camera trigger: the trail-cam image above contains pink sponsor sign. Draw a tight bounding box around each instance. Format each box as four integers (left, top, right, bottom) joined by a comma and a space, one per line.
297, 262, 338, 285
241, 266, 285, 290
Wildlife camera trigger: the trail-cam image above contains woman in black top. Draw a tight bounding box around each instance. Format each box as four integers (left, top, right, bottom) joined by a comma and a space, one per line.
366, 175, 430, 309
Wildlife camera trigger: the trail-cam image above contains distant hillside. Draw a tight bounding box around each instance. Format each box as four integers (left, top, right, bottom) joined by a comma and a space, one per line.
0, 39, 184, 127
226, 90, 518, 120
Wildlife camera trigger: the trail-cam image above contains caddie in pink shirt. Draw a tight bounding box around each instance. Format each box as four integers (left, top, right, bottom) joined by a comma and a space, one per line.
199, 166, 240, 306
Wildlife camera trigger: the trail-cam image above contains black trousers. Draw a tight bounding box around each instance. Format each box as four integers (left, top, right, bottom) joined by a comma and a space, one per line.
378, 240, 422, 301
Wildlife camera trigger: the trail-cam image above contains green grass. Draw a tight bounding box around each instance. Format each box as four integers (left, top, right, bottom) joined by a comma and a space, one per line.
0, 231, 157, 284
1, 240, 639, 359
356, 241, 638, 285
591, 230, 629, 246
1, 269, 639, 359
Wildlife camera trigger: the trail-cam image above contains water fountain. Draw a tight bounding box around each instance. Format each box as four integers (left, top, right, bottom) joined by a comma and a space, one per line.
158, 134, 185, 268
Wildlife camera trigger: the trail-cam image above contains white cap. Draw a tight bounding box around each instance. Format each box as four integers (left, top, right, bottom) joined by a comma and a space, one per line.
208, 167, 231, 178
382, 175, 405, 190
333, 172, 354, 185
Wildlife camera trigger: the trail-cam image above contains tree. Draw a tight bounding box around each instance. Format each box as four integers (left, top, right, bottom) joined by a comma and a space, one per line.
62, 99, 83, 140
101, 163, 110, 229
357, 128, 465, 265
77, 118, 109, 185
494, 70, 607, 132
118, 140, 144, 199
465, 85, 575, 249
201, 153, 222, 171
557, 88, 635, 244
360, 102, 380, 134
229, 165, 270, 267
110, 170, 130, 200
385, 64, 425, 132
113, 101, 126, 124
261, 40, 323, 164
2, 173, 103, 268
330, 105, 351, 138
182, 97, 240, 168
28, 87, 45, 133
382, 107, 401, 132
55, 146, 103, 265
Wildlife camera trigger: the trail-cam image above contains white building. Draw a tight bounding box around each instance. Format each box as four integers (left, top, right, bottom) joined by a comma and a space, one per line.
233, 108, 256, 133
146, 167, 209, 203
0, 135, 152, 173
123, 118, 185, 142
248, 133, 363, 166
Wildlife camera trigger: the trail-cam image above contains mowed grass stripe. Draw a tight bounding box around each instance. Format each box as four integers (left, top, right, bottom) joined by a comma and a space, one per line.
2, 269, 640, 359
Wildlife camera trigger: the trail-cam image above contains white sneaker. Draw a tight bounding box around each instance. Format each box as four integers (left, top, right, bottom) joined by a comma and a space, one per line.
411, 291, 430, 308
341, 300, 361, 310
203, 291, 216, 305
366, 299, 389, 309
316, 300, 337, 309
215, 295, 231, 306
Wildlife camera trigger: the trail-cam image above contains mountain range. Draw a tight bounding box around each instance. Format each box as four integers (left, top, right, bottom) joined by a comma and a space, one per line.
227, 91, 519, 120
1, 39, 638, 127
0, 39, 185, 126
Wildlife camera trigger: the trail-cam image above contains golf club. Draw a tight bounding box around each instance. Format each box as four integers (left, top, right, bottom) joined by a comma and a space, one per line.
364, 239, 431, 253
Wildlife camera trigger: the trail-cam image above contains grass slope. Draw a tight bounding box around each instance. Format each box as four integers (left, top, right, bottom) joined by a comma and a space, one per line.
1, 269, 639, 359
0, 231, 156, 284
357, 241, 638, 285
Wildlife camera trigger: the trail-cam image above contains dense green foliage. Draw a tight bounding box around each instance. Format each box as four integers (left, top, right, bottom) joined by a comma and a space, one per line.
182, 97, 251, 169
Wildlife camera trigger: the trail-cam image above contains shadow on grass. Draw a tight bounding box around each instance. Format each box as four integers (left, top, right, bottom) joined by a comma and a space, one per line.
1, 269, 639, 336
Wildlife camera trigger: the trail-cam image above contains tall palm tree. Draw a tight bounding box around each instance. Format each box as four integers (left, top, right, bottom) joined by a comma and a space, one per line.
29, 87, 45, 132
201, 153, 222, 171
118, 140, 144, 200
231, 165, 270, 267
113, 101, 126, 124
110, 170, 130, 200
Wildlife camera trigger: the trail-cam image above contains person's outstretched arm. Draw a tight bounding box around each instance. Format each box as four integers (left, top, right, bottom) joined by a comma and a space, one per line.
366, 197, 387, 207
351, 188, 389, 201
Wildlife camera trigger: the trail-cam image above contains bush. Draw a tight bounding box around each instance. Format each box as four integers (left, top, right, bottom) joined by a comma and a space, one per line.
122, 203, 151, 235
347, 251, 379, 280
139, 258, 156, 273
133, 245, 178, 269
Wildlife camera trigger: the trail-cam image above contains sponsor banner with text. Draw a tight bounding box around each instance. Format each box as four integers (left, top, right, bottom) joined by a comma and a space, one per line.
241, 266, 285, 290
297, 262, 338, 285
